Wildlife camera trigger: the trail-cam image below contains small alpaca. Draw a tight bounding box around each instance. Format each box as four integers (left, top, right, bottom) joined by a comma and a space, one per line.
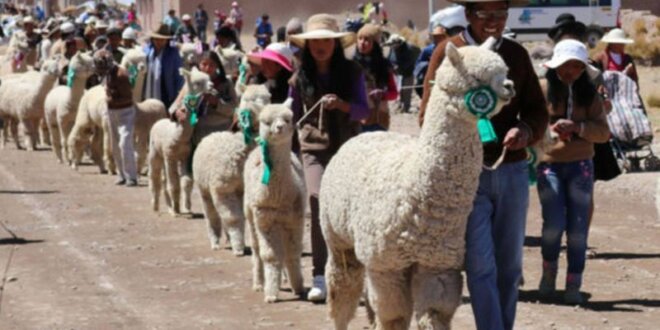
319, 40, 516, 329
179, 42, 201, 70
215, 45, 245, 82
43, 51, 95, 164
149, 67, 212, 215
0, 57, 60, 150
243, 100, 306, 303
192, 84, 271, 253
0, 31, 32, 75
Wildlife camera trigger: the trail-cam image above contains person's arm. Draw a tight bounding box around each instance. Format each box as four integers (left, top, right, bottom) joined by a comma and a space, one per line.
288, 84, 303, 122
579, 95, 610, 143
516, 48, 549, 147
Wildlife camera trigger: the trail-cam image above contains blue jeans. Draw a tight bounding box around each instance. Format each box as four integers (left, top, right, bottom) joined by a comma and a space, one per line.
537, 160, 593, 275
465, 160, 529, 330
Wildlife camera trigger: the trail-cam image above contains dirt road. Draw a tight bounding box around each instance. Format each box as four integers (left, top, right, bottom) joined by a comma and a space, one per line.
0, 113, 659, 329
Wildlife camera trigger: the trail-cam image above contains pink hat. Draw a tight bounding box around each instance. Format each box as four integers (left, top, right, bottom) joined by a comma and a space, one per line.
248, 43, 294, 72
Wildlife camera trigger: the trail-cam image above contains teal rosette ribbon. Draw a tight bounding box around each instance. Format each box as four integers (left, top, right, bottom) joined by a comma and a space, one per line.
128, 64, 139, 88
238, 108, 254, 145
257, 137, 272, 185
465, 86, 498, 144
183, 93, 201, 126
66, 67, 76, 87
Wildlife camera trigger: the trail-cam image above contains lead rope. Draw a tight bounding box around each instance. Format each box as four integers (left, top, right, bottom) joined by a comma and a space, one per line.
295, 96, 327, 130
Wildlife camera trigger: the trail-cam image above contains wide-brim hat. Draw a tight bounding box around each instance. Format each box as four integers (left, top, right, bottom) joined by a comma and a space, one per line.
47, 26, 60, 37
447, 0, 530, 7
543, 39, 599, 79
62, 6, 77, 14
600, 28, 633, 44
289, 14, 356, 48
150, 23, 173, 39
547, 13, 586, 41
248, 43, 294, 72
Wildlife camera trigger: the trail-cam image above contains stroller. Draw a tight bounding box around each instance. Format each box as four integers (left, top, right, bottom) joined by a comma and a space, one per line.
602, 70, 660, 172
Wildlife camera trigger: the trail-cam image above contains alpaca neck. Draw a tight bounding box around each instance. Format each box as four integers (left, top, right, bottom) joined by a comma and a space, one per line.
66, 76, 88, 109
267, 140, 293, 180
132, 71, 146, 103
414, 91, 483, 199
34, 72, 59, 103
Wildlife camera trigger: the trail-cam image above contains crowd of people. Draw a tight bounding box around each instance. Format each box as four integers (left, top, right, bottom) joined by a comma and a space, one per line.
0, 0, 645, 329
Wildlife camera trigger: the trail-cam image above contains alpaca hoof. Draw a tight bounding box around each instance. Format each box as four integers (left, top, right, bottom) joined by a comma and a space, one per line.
211, 243, 220, 251
264, 295, 278, 303
253, 284, 263, 292
232, 246, 245, 256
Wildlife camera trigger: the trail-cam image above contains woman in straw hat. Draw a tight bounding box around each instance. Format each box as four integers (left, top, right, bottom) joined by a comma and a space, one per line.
353, 23, 398, 131
593, 28, 638, 84
288, 13, 369, 302
538, 39, 609, 305
144, 23, 184, 109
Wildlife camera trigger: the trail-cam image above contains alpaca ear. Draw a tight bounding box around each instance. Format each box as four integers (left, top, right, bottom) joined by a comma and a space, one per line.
445, 41, 462, 69
283, 97, 294, 109
480, 37, 497, 51
179, 68, 190, 79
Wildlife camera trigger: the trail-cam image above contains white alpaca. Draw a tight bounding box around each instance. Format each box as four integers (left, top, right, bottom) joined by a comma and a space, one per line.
0, 31, 32, 75
43, 51, 95, 163
243, 100, 306, 303
149, 67, 212, 215
319, 40, 516, 330
215, 45, 245, 82
179, 42, 201, 70
0, 57, 60, 150
192, 84, 271, 254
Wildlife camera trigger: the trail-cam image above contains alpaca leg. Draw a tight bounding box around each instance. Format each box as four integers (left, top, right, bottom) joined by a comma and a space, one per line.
60, 119, 75, 163
282, 217, 304, 296
246, 207, 264, 291
47, 117, 62, 162
180, 170, 193, 213
216, 192, 246, 256
200, 189, 222, 250
411, 268, 462, 330
1, 119, 7, 148
164, 159, 181, 215
21, 118, 38, 151
326, 246, 365, 330
10, 119, 22, 150
29, 118, 41, 151
148, 151, 163, 212
40, 119, 50, 146
366, 270, 413, 330
256, 221, 284, 303
90, 129, 107, 173
135, 131, 148, 175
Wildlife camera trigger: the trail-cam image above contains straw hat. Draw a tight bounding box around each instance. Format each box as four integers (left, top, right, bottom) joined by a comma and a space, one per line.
600, 28, 633, 44
150, 24, 174, 39
447, 0, 530, 7
289, 14, 356, 48
20, 16, 35, 27
248, 43, 294, 72
543, 39, 599, 78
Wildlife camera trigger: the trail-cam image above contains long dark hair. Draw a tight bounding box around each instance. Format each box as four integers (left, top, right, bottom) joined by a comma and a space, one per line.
545, 68, 596, 109
200, 50, 227, 83
354, 41, 390, 88
271, 68, 293, 103
297, 39, 358, 103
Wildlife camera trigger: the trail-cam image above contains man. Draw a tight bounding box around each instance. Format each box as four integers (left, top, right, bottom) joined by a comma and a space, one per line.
418, 1, 548, 329
194, 4, 209, 43
94, 49, 138, 187
386, 34, 420, 113
163, 9, 181, 36
414, 5, 467, 97
176, 14, 198, 43
254, 14, 273, 49
106, 27, 124, 63
143, 24, 184, 110
122, 27, 138, 49
21, 16, 40, 68
228, 1, 243, 33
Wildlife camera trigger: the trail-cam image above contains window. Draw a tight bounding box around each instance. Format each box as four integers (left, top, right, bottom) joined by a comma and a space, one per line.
528, 0, 591, 6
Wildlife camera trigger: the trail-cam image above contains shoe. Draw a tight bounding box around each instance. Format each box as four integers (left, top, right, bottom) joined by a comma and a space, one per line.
115, 178, 126, 185
126, 179, 138, 187
564, 286, 583, 305
538, 260, 557, 296
307, 275, 326, 302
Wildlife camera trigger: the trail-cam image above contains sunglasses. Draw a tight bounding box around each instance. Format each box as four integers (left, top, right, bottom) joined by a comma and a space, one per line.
473, 10, 509, 20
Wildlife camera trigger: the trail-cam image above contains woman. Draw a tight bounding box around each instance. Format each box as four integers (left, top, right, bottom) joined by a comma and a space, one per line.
353, 23, 398, 131
247, 43, 294, 103
593, 28, 638, 84
172, 51, 237, 146
538, 39, 610, 305
288, 14, 369, 302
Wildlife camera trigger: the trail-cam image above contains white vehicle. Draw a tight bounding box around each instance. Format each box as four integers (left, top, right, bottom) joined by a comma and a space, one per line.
507, 0, 621, 45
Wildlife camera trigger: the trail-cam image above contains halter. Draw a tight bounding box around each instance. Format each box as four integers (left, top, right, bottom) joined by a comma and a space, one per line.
237, 108, 254, 145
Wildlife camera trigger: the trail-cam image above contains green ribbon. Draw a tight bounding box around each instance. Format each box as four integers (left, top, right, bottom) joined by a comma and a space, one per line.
184, 93, 201, 126
238, 62, 247, 86
526, 147, 538, 185
257, 137, 272, 185
66, 67, 76, 87
128, 64, 139, 88
465, 86, 498, 144
238, 108, 254, 145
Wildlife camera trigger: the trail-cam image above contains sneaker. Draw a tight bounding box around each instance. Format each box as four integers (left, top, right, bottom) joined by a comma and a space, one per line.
126, 179, 138, 187
115, 178, 126, 185
564, 286, 583, 305
307, 275, 326, 302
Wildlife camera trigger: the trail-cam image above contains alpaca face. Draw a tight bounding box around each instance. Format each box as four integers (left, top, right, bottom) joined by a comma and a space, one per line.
179, 43, 200, 69
70, 51, 96, 79
258, 102, 294, 146
121, 48, 147, 72
180, 66, 213, 95
42, 56, 61, 76
217, 47, 245, 78
239, 84, 271, 126
436, 39, 515, 122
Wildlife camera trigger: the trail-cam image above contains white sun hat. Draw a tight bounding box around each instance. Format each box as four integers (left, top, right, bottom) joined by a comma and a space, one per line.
182, 14, 192, 21
122, 27, 138, 40
60, 21, 75, 34
289, 14, 356, 48
430, 6, 467, 31
600, 28, 634, 44
543, 39, 599, 78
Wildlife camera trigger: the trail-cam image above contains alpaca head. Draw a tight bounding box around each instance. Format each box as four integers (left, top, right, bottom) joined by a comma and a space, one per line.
433, 38, 515, 124
69, 51, 95, 80
258, 99, 294, 146
9, 31, 30, 53
179, 42, 201, 69
120, 47, 147, 73
237, 85, 271, 143
179, 66, 213, 96
217, 46, 245, 78
41, 55, 62, 76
